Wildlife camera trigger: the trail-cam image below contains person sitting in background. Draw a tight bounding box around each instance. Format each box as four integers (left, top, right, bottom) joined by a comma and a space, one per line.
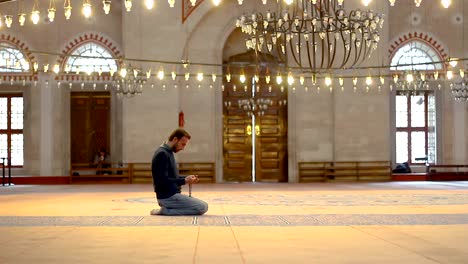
94, 148, 111, 175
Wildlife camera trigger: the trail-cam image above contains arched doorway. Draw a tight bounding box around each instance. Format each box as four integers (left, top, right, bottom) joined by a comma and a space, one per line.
222, 50, 288, 182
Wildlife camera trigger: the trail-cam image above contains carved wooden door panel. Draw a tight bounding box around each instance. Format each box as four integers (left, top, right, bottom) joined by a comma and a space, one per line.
255, 85, 288, 182
223, 79, 253, 182
70, 92, 110, 164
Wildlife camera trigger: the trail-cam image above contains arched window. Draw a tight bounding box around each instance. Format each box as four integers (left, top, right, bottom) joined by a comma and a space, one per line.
391, 40, 440, 165
390, 41, 443, 71
0, 42, 30, 72
65, 42, 118, 73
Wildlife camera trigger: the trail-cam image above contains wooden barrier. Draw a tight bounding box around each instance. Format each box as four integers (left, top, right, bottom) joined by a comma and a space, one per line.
69, 163, 131, 183
70, 162, 215, 183
298, 161, 391, 182
428, 164, 468, 181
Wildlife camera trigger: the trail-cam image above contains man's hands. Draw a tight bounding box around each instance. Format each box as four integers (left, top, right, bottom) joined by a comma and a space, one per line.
185, 175, 199, 184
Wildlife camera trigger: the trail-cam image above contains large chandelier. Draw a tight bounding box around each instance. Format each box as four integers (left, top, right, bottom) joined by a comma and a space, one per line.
390, 71, 430, 92
236, 0, 384, 72
114, 65, 146, 98
451, 76, 468, 102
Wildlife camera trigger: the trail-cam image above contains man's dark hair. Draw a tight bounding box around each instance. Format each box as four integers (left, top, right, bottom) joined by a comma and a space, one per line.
168, 128, 191, 141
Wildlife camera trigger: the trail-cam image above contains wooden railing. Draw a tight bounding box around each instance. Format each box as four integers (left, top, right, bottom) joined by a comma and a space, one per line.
298, 161, 391, 182
69, 163, 132, 183
428, 164, 468, 181
70, 162, 215, 183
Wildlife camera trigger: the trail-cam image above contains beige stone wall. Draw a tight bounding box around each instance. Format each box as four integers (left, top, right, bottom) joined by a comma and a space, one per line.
0, 0, 466, 177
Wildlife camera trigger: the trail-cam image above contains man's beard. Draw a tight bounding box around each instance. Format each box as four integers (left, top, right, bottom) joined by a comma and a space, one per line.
171, 144, 179, 153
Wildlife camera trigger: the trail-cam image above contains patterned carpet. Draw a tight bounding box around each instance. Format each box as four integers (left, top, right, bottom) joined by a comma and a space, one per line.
124, 193, 468, 206
1, 214, 468, 226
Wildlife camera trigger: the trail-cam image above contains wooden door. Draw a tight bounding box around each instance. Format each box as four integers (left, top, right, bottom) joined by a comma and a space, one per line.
223, 79, 253, 182
70, 92, 111, 164
255, 84, 288, 182
223, 51, 288, 182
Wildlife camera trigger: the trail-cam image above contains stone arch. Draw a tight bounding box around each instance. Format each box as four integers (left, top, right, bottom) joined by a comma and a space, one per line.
57, 31, 122, 69
388, 31, 448, 69
0, 34, 37, 81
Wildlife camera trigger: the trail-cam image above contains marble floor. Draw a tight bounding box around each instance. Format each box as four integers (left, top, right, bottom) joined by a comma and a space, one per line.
1, 181, 468, 263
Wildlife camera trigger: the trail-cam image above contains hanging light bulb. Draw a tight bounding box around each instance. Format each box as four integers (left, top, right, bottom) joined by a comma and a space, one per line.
103, 0, 111, 14
284, 0, 293, 5
446, 70, 453, 80
362, 0, 372, 6
109, 69, 115, 77
33, 62, 39, 72
125, 0, 132, 12
31, 11, 40, 25
366, 76, 373, 86
212, 74, 216, 82
414, 0, 422, 7
120, 67, 127, 78
276, 74, 283, 85
30, 0, 40, 24
171, 71, 176, 80
197, 72, 204, 82
190, 0, 197, 7
434, 71, 439, 80
133, 69, 138, 78
353, 77, 358, 86
449, 58, 458, 68
53, 64, 60, 74
43, 64, 49, 72
380, 76, 385, 85
239, 73, 246, 83
287, 72, 294, 85
48, 8, 56, 22
339, 78, 344, 86
146, 69, 151, 79
82, 1, 92, 18
185, 72, 190, 81
212, 0, 221, 6
157, 69, 164, 80
300, 75, 305, 85
48, 0, 56, 22
388, 0, 396, 6
144, 0, 155, 10
22, 60, 30, 71
460, 69, 465, 78
168, 0, 175, 8
441, 0, 451, 8
406, 73, 414, 83
226, 73, 231, 82
337, 0, 344, 5
5, 15, 13, 28
64, 0, 72, 20
18, 13, 26, 26
325, 76, 332, 87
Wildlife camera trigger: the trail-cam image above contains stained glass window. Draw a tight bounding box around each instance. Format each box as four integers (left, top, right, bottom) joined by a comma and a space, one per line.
0, 42, 29, 72
390, 41, 443, 71
65, 42, 118, 74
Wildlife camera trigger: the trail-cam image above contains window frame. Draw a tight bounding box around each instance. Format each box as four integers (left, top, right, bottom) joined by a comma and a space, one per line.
0, 93, 24, 168
391, 39, 441, 166
65, 42, 118, 74
395, 91, 432, 165
0, 42, 30, 72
